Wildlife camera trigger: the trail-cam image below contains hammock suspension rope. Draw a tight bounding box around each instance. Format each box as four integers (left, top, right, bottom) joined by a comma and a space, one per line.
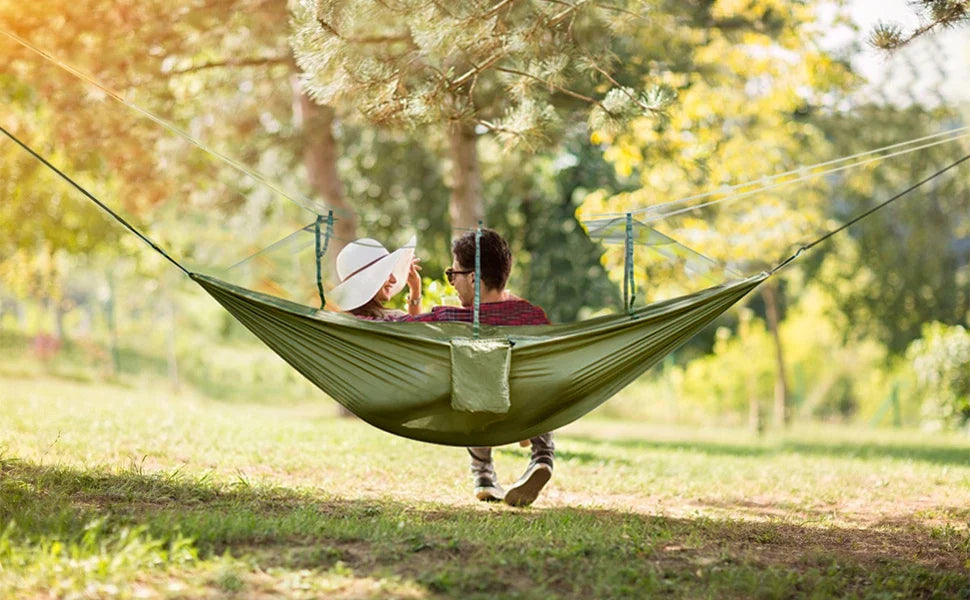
769, 152, 970, 274
594, 127, 970, 219
630, 132, 970, 224
314, 210, 334, 308
474, 222, 482, 339
0, 123, 189, 275
624, 213, 636, 314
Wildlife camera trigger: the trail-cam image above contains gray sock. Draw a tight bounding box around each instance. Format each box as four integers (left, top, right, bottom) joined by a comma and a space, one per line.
528, 433, 554, 469
468, 447, 497, 486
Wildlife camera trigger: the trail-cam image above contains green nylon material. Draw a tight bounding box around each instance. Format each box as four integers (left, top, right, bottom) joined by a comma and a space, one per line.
190, 271, 767, 446
450, 338, 512, 414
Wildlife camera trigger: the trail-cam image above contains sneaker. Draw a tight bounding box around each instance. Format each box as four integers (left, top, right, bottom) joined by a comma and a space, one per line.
503, 461, 552, 507
474, 476, 505, 502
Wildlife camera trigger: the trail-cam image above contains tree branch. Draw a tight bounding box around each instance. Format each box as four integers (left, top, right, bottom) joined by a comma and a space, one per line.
351, 34, 413, 44
316, 16, 412, 45
566, 21, 652, 112
538, 0, 644, 18
468, 71, 480, 107
590, 1, 644, 19
167, 55, 293, 75
871, 11, 964, 51
447, 1, 585, 89
545, 2, 583, 27
450, 51, 506, 89
316, 17, 343, 38
479, 0, 518, 21
495, 65, 599, 105
429, 0, 457, 19
475, 118, 538, 151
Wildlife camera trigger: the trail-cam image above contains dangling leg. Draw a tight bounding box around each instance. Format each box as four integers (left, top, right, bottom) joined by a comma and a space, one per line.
504, 432, 554, 507
468, 446, 504, 502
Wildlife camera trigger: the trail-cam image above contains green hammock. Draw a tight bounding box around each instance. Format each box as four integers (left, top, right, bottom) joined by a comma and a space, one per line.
192, 271, 766, 446
3, 122, 967, 447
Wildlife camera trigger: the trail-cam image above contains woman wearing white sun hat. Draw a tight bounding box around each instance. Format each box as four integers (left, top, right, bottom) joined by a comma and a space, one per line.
329, 235, 422, 319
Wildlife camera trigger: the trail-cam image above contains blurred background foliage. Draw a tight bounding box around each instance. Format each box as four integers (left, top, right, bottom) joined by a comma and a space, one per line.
1, 0, 969, 432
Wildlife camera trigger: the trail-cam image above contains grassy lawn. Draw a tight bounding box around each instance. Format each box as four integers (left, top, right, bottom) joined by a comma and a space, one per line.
2, 372, 969, 599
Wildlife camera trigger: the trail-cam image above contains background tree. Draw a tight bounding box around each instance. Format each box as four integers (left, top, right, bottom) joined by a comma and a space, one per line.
808, 105, 970, 354
0, 0, 367, 396
0, 0, 360, 286
0, 77, 123, 341
577, 0, 856, 428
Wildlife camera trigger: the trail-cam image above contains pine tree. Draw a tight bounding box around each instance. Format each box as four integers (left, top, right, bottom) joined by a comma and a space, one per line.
291, 0, 673, 228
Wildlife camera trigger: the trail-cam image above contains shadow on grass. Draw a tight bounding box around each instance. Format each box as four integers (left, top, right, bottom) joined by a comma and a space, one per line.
560, 433, 970, 467
2, 456, 968, 599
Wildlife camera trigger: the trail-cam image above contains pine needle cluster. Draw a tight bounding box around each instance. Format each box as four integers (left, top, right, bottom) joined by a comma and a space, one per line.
869, 0, 969, 50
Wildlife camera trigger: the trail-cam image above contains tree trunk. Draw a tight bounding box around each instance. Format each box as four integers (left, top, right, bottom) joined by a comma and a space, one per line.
295, 86, 357, 255
447, 121, 484, 231
78, 301, 94, 338
295, 84, 356, 417
15, 299, 26, 329
762, 283, 790, 428
53, 299, 67, 343
747, 359, 763, 436
749, 393, 764, 436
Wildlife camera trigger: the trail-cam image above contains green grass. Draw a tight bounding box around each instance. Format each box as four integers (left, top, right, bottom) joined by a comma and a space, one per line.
2, 373, 969, 599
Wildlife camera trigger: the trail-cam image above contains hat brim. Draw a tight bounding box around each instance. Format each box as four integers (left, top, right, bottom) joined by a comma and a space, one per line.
329, 236, 416, 311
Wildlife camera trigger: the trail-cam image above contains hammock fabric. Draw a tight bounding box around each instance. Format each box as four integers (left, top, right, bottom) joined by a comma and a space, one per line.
192, 271, 766, 446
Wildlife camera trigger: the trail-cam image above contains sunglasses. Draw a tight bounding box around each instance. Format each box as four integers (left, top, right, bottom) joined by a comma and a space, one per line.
445, 268, 474, 284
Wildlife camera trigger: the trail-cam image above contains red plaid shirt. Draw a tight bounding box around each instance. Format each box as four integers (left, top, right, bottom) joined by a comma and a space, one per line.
394, 299, 550, 325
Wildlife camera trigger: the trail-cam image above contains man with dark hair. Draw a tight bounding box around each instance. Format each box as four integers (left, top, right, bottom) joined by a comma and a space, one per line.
451, 228, 512, 292
395, 229, 554, 507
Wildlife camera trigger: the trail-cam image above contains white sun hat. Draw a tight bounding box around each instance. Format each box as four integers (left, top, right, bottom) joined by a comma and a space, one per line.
329, 235, 416, 311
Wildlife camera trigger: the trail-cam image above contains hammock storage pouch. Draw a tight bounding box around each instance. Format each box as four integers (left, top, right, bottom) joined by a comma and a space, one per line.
449, 338, 512, 414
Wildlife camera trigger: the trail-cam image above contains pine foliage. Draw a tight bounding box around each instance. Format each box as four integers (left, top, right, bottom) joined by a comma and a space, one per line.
870, 0, 969, 50
291, 0, 673, 148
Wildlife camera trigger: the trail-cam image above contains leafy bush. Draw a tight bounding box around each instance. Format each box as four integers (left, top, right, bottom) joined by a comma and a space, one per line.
678, 284, 894, 424
385, 277, 456, 310
906, 323, 970, 431
600, 282, 901, 427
